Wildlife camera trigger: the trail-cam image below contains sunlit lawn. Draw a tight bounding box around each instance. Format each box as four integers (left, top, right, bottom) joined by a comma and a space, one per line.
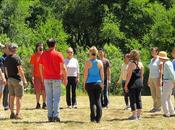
0, 94, 175, 130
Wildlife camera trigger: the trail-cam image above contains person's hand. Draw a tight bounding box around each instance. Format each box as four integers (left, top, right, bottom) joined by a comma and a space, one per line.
63, 78, 68, 86
100, 82, 104, 91
32, 76, 34, 84
116, 81, 120, 87
23, 80, 28, 87
124, 85, 128, 93
147, 80, 151, 88
108, 80, 111, 84
2, 79, 6, 85
157, 79, 162, 88
83, 83, 86, 93
76, 77, 80, 83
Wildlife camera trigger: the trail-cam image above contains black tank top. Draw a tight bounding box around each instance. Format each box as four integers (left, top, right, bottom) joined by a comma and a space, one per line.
128, 62, 143, 89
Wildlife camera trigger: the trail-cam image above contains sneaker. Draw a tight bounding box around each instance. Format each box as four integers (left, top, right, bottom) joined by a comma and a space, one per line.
36, 103, 41, 109
163, 114, 170, 118
149, 108, 156, 113
170, 114, 175, 117
67, 106, 71, 109
124, 106, 130, 110
42, 103, 47, 109
16, 114, 23, 120
72, 105, 77, 109
4, 106, 9, 111
128, 115, 138, 120
155, 108, 161, 112
53, 117, 60, 122
137, 115, 141, 120
10, 113, 16, 119
48, 117, 53, 122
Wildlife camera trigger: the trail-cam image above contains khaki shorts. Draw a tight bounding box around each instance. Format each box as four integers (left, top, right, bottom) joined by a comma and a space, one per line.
8, 78, 24, 97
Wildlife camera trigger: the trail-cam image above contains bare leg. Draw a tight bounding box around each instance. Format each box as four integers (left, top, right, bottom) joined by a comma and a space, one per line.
10, 96, 15, 113
16, 97, 22, 114
137, 109, 142, 117
41, 90, 46, 103
36, 92, 40, 104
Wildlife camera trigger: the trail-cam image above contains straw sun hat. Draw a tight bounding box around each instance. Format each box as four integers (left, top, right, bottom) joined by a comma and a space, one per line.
158, 51, 169, 60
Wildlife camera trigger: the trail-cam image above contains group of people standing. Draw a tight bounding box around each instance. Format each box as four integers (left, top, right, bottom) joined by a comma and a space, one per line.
0, 43, 27, 119
1, 39, 175, 123
118, 47, 175, 120
30, 39, 111, 122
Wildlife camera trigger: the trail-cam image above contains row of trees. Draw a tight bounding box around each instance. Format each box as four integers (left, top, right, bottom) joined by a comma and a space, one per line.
0, 0, 175, 95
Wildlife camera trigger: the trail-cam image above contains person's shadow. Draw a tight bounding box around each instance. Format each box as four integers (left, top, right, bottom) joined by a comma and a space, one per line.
12, 120, 86, 124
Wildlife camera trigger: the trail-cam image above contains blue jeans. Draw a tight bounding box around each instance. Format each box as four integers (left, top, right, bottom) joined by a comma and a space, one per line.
44, 80, 61, 118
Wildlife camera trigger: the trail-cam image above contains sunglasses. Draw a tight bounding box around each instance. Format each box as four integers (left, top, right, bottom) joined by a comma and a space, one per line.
67, 51, 73, 53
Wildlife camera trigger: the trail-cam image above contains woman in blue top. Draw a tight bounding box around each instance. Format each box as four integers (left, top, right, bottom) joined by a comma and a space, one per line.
83, 46, 104, 123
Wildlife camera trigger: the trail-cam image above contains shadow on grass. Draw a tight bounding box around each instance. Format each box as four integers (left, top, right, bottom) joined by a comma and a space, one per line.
106, 118, 128, 122
0, 118, 10, 121
12, 120, 86, 124
143, 114, 163, 119
22, 108, 37, 111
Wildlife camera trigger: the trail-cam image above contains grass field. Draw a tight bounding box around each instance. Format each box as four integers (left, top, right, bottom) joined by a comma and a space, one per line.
0, 94, 175, 130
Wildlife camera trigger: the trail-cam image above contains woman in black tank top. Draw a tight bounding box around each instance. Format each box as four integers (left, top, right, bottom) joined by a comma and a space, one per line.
124, 50, 144, 120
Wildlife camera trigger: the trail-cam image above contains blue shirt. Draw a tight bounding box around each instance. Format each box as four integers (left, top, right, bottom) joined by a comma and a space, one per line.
172, 59, 175, 71
163, 61, 175, 81
86, 59, 102, 83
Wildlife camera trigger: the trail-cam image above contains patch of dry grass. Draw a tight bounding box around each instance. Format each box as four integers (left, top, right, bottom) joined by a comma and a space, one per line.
0, 94, 175, 130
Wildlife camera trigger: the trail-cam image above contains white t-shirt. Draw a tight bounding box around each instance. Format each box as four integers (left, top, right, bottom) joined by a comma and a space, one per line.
149, 58, 161, 78
65, 58, 79, 77
118, 63, 129, 82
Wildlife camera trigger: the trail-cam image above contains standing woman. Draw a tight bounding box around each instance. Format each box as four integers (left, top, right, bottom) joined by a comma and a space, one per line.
83, 46, 104, 123
30, 43, 46, 109
148, 47, 163, 112
117, 54, 130, 110
65, 47, 79, 109
124, 50, 144, 120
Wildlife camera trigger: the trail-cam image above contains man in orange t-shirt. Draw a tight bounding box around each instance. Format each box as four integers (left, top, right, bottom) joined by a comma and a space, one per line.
39, 38, 67, 122
30, 43, 46, 109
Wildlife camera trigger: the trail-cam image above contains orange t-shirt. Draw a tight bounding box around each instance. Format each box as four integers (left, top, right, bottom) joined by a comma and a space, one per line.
30, 52, 43, 77
39, 49, 64, 80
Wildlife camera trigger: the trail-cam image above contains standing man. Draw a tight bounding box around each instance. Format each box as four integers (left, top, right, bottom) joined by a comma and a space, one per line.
0, 44, 9, 110
4, 43, 27, 119
39, 38, 67, 122
98, 48, 111, 108
30, 43, 46, 109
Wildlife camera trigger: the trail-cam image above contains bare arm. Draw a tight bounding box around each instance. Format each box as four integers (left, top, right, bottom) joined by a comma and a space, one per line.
124, 63, 134, 92
0, 69, 6, 85
99, 62, 104, 89
17, 66, 27, 86
39, 64, 44, 83
61, 63, 67, 86
117, 65, 123, 84
107, 66, 111, 83
83, 61, 89, 90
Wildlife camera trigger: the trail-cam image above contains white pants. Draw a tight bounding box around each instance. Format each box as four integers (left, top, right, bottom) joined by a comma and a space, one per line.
162, 80, 175, 116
